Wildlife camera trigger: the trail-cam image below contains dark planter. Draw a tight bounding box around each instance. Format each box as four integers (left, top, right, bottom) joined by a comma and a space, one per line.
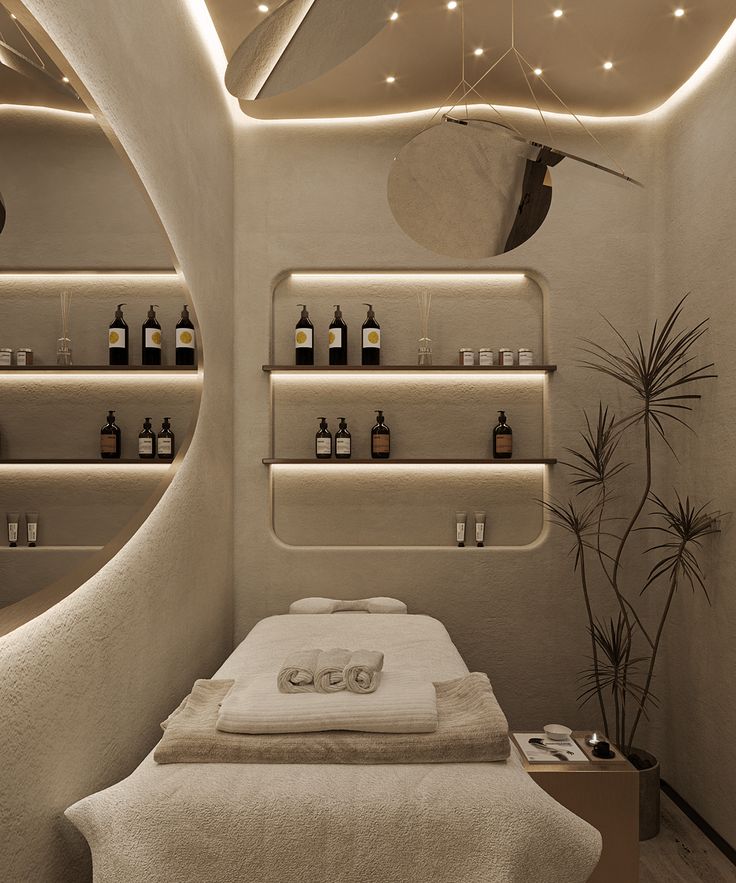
627, 747, 660, 840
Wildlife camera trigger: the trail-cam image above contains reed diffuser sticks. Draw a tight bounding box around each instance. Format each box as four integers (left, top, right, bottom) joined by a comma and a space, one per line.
417, 291, 432, 365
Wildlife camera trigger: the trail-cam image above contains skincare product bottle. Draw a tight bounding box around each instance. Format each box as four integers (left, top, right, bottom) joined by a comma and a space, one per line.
474, 511, 486, 547
138, 417, 156, 459
456, 512, 467, 548
142, 304, 162, 365
493, 410, 513, 459
315, 417, 332, 459
371, 410, 390, 459
108, 303, 129, 366
26, 512, 38, 547
6, 512, 19, 547
335, 417, 352, 459
361, 304, 381, 366
100, 410, 122, 459
295, 304, 314, 365
328, 305, 348, 365
157, 417, 175, 460
175, 304, 196, 366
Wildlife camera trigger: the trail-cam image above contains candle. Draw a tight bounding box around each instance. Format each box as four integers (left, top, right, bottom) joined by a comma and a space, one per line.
586, 732, 601, 746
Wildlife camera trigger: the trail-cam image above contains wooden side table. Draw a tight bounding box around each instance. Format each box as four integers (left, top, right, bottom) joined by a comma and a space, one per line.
512, 732, 639, 883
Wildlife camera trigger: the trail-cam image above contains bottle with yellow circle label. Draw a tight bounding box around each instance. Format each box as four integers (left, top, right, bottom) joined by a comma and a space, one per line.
361, 303, 381, 366
108, 303, 129, 366
142, 304, 162, 366
328, 304, 348, 365
175, 304, 196, 366
295, 304, 314, 365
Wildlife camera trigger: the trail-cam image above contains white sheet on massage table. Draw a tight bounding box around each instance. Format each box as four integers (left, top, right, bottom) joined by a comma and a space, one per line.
65, 614, 602, 883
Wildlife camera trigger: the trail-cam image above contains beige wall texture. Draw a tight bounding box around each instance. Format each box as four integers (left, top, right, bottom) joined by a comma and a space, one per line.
0, 1, 234, 881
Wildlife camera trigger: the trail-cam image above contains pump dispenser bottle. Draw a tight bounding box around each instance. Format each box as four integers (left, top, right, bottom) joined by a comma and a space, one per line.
175, 304, 196, 366
493, 410, 513, 459
371, 410, 390, 459
142, 304, 162, 365
335, 417, 352, 459
329, 305, 348, 365
100, 410, 121, 459
108, 303, 129, 365
157, 417, 175, 460
316, 417, 332, 459
361, 304, 381, 365
295, 304, 314, 365
138, 417, 156, 459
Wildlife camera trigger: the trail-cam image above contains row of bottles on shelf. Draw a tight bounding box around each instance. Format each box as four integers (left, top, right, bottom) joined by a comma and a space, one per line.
313, 410, 514, 460
100, 412, 176, 460
109, 304, 196, 366
6, 512, 38, 547
296, 304, 381, 366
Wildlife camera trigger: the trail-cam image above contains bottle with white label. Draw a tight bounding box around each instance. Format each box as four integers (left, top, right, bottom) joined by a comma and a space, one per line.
175, 305, 196, 366
108, 303, 129, 366
138, 417, 156, 459
142, 304, 162, 366
315, 417, 332, 459
295, 304, 314, 366
493, 410, 513, 459
361, 304, 381, 366
371, 410, 390, 459
157, 417, 175, 460
335, 417, 352, 459
328, 305, 348, 365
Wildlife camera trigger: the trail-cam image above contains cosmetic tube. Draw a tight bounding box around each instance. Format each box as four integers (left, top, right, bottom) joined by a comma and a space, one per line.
26, 512, 38, 547
6, 512, 19, 548
456, 512, 467, 548
475, 512, 486, 547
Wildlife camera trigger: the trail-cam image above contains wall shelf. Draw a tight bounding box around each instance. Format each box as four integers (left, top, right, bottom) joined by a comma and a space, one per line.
0, 546, 104, 552
263, 365, 556, 374
264, 458, 556, 466
0, 365, 197, 373
0, 459, 172, 465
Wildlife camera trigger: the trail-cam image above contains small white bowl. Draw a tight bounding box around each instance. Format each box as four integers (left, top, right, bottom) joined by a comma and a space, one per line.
544, 724, 572, 742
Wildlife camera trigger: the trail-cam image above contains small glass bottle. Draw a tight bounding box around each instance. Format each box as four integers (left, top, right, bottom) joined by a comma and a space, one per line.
176, 305, 196, 366
109, 303, 129, 366
100, 410, 121, 460
295, 304, 314, 366
361, 304, 381, 366
157, 417, 175, 460
329, 305, 348, 366
138, 417, 156, 459
142, 305, 162, 366
371, 410, 390, 459
335, 417, 352, 459
315, 417, 332, 459
493, 410, 513, 459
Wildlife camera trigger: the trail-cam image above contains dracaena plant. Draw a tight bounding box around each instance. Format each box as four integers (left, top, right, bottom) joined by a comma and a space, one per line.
543, 295, 720, 756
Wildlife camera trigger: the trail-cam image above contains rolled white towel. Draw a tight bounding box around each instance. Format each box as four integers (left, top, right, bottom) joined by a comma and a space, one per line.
277, 649, 321, 694
345, 649, 384, 694
314, 648, 351, 693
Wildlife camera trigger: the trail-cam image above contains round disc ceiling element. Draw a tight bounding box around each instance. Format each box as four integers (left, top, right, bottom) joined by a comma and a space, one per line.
225, 0, 395, 101
388, 120, 553, 258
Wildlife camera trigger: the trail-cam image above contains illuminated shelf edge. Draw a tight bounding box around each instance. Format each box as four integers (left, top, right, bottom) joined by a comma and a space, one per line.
0, 365, 198, 373
263, 365, 556, 373
263, 458, 556, 465
0, 459, 173, 465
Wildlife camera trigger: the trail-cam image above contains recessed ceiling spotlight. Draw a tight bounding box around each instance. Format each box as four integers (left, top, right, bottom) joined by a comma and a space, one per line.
257, 4, 269, 12
386, 75, 397, 83
553, 8, 564, 17
674, 7, 685, 16
10, 12, 16, 18
474, 47, 484, 56
61, 76, 70, 83
533, 68, 543, 76
447, 1, 458, 9
390, 11, 399, 20
603, 61, 614, 70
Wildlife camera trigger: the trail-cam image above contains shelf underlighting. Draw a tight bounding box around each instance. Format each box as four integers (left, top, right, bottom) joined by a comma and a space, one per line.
0, 271, 179, 281
264, 459, 555, 466
289, 272, 528, 282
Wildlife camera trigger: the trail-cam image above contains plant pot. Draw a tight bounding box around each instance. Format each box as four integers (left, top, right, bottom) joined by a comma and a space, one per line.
627, 747, 660, 840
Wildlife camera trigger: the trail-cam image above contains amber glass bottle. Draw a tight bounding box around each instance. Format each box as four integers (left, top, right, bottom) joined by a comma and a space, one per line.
493, 410, 513, 459
371, 410, 390, 459
100, 410, 121, 459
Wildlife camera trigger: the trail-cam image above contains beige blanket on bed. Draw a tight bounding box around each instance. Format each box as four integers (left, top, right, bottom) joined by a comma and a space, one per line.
155, 672, 509, 763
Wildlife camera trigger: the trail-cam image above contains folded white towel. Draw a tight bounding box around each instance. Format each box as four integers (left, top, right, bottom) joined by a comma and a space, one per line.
314, 648, 351, 693
217, 671, 439, 735
345, 649, 384, 694
277, 649, 321, 694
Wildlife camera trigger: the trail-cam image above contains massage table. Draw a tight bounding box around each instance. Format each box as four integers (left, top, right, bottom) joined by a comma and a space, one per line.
66, 612, 602, 882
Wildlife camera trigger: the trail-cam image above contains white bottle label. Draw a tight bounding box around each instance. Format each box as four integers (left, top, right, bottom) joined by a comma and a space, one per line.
176, 327, 195, 349
295, 327, 313, 349
316, 438, 332, 456
158, 438, 172, 455
27, 522, 37, 543
336, 437, 351, 455
500, 350, 514, 366
475, 522, 485, 543
8, 523, 18, 543
363, 327, 381, 349
139, 438, 153, 455
145, 327, 162, 349
109, 328, 126, 348
328, 327, 342, 349
456, 522, 466, 543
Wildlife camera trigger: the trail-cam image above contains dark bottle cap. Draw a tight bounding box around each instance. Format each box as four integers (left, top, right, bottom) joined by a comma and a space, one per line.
333, 305, 342, 319
497, 410, 507, 422
147, 304, 159, 319
363, 303, 376, 319
162, 417, 171, 429
298, 304, 309, 319
107, 410, 115, 421
114, 303, 126, 319
338, 417, 348, 429
318, 417, 328, 430
143, 417, 152, 429
374, 410, 384, 422
180, 304, 190, 320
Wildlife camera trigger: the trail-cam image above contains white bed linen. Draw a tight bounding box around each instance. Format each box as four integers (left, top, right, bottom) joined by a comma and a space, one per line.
66, 614, 602, 883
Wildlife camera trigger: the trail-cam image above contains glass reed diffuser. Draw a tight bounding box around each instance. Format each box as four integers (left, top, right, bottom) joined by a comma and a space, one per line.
417, 291, 432, 366
57, 291, 73, 366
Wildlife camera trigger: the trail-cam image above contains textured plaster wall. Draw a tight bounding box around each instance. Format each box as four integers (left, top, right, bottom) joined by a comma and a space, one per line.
0, 2, 234, 881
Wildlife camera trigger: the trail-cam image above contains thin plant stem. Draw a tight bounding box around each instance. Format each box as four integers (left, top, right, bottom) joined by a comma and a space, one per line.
578, 541, 609, 735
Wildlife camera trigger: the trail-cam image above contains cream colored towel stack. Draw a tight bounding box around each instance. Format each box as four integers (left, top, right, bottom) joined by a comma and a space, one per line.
344, 649, 384, 694
314, 648, 351, 693
278, 648, 386, 694
277, 649, 321, 694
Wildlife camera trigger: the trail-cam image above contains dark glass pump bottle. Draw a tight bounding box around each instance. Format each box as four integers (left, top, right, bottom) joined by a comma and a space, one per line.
108, 303, 129, 366
175, 304, 196, 366
100, 410, 121, 459
493, 410, 513, 459
335, 417, 352, 459
142, 304, 162, 365
138, 417, 156, 459
329, 305, 348, 365
157, 417, 175, 460
371, 410, 390, 459
361, 303, 381, 366
295, 304, 314, 366
315, 417, 332, 459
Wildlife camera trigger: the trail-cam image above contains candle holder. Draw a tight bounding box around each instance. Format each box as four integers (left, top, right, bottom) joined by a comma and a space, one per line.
586, 732, 602, 747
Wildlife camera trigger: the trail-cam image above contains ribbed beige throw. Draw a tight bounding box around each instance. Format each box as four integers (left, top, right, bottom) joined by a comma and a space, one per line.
314, 647, 351, 692
345, 649, 384, 693
277, 648, 320, 693
154, 672, 510, 764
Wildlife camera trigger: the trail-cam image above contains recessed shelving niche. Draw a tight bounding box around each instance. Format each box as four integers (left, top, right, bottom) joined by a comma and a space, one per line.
265, 270, 553, 549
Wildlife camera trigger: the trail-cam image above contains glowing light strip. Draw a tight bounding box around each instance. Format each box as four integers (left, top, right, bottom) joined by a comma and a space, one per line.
0, 272, 179, 281
289, 272, 527, 281
271, 371, 544, 382
270, 463, 547, 473
0, 463, 170, 472
0, 371, 200, 382
0, 103, 91, 118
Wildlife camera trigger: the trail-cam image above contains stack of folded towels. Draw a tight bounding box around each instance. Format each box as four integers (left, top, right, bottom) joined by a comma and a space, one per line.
278, 648, 384, 694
